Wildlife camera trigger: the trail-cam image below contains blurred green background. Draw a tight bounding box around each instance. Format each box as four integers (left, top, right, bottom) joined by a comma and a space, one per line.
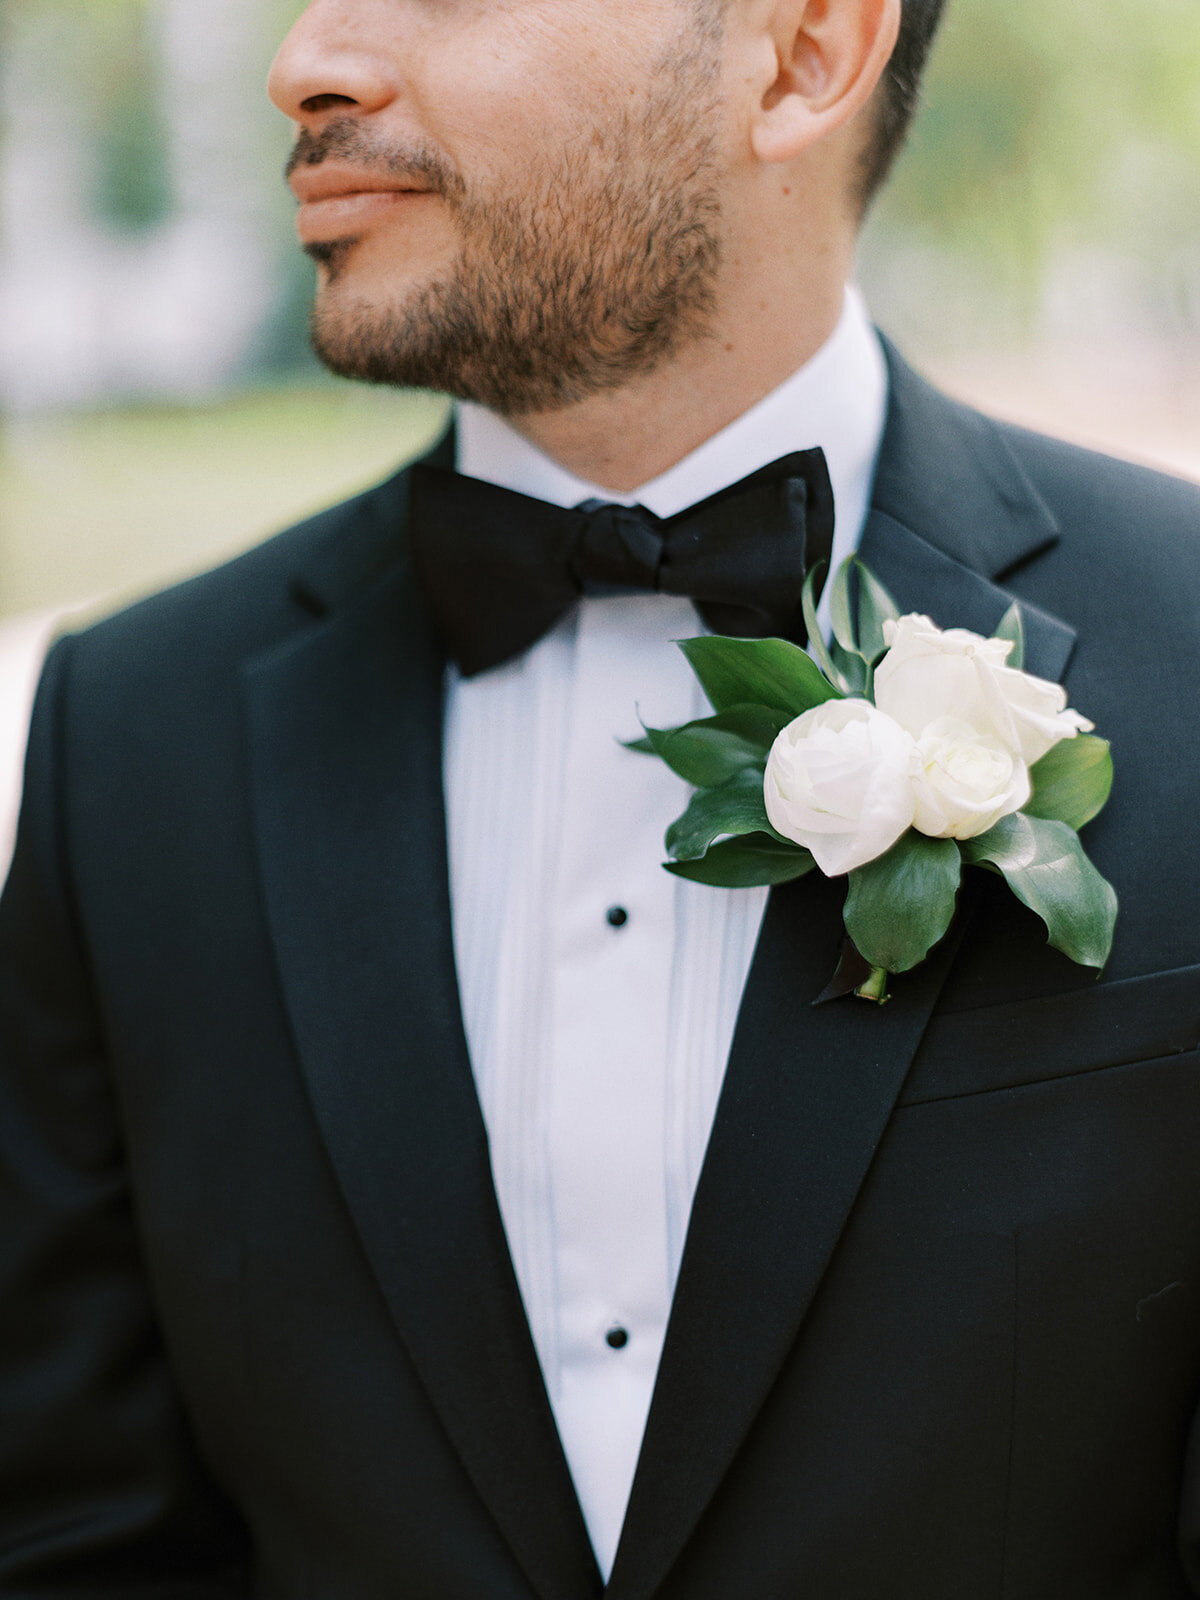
1, 0, 1198, 625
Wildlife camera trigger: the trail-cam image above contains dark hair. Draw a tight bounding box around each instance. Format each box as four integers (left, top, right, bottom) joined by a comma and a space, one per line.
859, 0, 949, 206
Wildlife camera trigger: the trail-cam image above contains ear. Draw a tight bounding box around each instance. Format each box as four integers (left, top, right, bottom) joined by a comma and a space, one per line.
748, 0, 901, 166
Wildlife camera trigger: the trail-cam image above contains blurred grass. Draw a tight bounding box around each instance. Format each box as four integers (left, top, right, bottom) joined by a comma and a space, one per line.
0, 385, 450, 622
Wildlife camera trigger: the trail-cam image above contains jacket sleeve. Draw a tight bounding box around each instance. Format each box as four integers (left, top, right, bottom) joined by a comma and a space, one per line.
0, 637, 249, 1595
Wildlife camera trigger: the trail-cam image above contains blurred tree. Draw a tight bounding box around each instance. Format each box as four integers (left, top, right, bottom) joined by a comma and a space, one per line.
877, 0, 1200, 267
92, 2, 172, 232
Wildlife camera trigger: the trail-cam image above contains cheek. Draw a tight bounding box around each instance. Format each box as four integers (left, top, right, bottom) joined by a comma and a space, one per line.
407, 2, 689, 173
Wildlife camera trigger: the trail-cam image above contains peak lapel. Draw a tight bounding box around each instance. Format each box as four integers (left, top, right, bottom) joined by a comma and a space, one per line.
244, 524, 599, 1600
608, 349, 1077, 1600
859, 508, 1075, 684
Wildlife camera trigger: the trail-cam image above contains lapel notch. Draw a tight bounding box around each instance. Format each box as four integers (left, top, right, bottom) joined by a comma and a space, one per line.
859, 508, 1076, 684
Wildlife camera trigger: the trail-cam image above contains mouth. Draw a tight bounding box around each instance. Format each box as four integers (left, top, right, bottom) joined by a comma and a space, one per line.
289, 165, 436, 244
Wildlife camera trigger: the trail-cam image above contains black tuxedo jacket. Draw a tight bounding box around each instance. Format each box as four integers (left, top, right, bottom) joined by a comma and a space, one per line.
4, 346, 1200, 1599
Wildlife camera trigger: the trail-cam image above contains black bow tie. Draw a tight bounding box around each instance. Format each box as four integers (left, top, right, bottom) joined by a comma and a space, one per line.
408, 448, 836, 677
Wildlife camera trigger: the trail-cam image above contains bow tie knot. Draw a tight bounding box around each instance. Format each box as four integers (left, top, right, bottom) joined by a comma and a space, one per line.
571, 501, 666, 596
409, 447, 836, 677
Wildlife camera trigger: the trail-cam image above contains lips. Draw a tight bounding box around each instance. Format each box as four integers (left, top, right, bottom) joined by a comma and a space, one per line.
289, 163, 434, 243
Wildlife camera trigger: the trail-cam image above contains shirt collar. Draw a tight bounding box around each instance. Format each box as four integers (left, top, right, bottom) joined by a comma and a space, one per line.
456, 285, 888, 554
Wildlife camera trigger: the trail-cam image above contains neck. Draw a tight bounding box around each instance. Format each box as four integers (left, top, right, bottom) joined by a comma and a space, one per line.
502, 256, 851, 495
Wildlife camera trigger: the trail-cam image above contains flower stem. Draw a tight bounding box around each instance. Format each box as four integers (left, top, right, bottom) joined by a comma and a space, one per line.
855, 966, 891, 1005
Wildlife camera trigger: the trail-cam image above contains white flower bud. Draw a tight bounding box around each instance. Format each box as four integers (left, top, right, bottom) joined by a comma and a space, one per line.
875, 614, 1092, 766
911, 717, 1031, 840
764, 700, 918, 877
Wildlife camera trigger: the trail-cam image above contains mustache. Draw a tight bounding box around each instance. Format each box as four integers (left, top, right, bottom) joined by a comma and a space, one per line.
284, 119, 461, 196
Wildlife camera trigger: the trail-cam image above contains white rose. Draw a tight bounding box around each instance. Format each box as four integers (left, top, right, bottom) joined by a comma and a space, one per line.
764, 700, 918, 877
911, 717, 1031, 840
875, 613, 1092, 766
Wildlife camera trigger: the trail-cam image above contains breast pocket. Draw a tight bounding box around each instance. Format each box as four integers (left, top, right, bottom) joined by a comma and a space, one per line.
900, 963, 1200, 1106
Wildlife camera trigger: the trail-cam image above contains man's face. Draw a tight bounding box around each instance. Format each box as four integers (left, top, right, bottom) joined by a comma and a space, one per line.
269, 0, 730, 416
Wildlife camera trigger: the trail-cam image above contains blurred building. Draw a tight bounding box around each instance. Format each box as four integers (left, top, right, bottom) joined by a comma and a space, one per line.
0, 0, 288, 414
3, 0, 1199, 428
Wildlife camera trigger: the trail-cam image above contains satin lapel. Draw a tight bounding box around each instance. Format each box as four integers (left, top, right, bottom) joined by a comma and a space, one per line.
244, 559, 600, 1600
608, 350, 1076, 1600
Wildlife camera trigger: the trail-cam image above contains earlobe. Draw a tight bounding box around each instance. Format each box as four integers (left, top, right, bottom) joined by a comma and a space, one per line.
749, 0, 901, 166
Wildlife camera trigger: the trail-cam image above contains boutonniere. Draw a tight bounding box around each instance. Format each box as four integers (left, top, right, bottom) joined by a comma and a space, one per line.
632, 560, 1116, 1003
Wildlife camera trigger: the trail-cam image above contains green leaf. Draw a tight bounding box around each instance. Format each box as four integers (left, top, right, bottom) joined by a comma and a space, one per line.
801, 562, 838, 677
829, 639, 869, 696
855, 966, 892, 1004
844, 832, 963, 974
993, 603, 1026, 671
624, 735, 656, 754
854, 559, 902, 666
666, 833, 816, 887
1025, 735, 1114, 831
678, 635, 842, 718
665, 768, 782, 861
828, 557, 858, 657
801, 563, 859, 695
827, 556, 901, 668
961, 813, 1117, 970
638, 705, 791, 788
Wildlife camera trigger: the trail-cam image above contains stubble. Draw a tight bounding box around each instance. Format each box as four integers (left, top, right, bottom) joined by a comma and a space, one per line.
298, 32, 726, 417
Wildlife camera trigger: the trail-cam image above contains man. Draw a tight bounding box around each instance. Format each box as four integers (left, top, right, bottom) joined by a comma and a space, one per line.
3, 0, 1200, 1594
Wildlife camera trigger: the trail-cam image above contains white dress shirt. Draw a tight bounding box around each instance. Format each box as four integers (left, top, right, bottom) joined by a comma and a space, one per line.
0, 607, 81, 886
444, 286, 888, 1579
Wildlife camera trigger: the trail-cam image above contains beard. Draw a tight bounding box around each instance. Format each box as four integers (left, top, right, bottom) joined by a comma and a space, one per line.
294, 41, 725, 417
